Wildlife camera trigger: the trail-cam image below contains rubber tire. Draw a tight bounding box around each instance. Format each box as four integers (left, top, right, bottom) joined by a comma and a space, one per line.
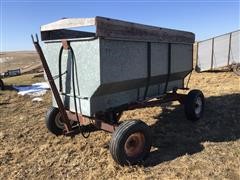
233, 64, 240, 76
0, 79, 4, 90
109, 120, 152, 166
45, 107, 64, 135
184, 89, 205, 121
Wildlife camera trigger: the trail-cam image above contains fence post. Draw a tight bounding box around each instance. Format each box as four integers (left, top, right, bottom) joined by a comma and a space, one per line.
227, 33, 232, 66
210, 38, 215, 70
196, 42, 199, 69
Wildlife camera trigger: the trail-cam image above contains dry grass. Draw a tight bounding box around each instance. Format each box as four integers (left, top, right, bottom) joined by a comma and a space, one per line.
0, 51, 41, 73
1, 74, 44, 87
0, 64, 240, 179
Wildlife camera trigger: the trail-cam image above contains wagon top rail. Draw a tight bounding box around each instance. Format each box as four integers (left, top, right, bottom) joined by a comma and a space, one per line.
40, 16, 195, 43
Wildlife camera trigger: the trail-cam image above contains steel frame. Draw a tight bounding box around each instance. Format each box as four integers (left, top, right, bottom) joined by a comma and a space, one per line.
65, 92, 186, 133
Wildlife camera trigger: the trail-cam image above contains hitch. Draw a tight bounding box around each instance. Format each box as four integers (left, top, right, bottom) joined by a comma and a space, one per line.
31, 34, 73, 134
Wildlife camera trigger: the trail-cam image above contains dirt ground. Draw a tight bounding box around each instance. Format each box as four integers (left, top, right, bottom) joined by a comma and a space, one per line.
0, 66, 240, 179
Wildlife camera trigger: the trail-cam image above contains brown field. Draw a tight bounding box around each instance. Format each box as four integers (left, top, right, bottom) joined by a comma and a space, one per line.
0, 51, 41, 74
0, 52, 240, 179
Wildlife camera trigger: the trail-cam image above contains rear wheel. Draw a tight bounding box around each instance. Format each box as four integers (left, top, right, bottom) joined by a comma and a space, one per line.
184, 89, 205, 121
233, 63, 240, 76
109, 120, 151, 166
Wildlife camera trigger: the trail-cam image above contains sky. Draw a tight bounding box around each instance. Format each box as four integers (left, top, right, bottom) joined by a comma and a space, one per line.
0, 0, 239, 51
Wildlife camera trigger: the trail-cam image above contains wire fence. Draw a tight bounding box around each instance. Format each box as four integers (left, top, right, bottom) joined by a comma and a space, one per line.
196, 30, 239, 72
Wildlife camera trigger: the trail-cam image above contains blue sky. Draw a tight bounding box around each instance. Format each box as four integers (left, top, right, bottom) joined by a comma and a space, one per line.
0, 0, 239, 51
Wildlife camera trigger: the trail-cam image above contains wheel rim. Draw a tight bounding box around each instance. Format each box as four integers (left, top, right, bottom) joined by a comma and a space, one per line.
124, 132, 145, 157
195, 97, 203, 115
235, 66, 240, 73
54, 112, 74, 129
54, 113, 65, 129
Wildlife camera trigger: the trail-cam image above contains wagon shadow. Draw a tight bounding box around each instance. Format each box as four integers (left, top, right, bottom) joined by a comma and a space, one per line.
144, 93, 240, 167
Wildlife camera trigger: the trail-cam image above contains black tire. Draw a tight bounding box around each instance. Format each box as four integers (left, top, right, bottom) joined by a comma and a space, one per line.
45, 107, 65, 135
233, 64, 240, 76
109, 120, 152, 166
0, 79, 4, 90
184, 89, 205, 121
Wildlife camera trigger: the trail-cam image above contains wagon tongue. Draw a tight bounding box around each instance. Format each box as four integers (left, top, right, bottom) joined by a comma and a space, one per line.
31, 34, 73, 135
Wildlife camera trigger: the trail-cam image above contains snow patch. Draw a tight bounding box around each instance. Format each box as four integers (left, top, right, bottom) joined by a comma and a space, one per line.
14, 82, 50, 96
32, 97, 43, 102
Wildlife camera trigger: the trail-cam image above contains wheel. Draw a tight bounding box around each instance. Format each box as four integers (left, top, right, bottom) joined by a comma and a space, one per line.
109, 120, 151, 166
184, 89, 205, 121
233, 63, 240, 76
45, 107, 74, 135
0, 79, 4, 90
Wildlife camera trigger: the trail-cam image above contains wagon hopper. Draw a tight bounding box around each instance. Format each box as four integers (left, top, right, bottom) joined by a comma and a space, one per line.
32, 16, 205, 165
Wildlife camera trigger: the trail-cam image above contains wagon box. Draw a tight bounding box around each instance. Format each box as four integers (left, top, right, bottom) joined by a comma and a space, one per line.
32, 16, 204, 166
41, 16, 195, 116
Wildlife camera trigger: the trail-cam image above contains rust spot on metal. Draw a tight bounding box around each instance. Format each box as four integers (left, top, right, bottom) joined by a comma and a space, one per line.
94, 120, 116, 133
62, 40, 70, 50
66, 110, 116, 133
124, 132, 145, 157
66, 111, 85, 124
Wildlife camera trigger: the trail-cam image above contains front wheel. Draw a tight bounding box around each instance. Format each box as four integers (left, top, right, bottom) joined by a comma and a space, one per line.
109, 120, 152, 166
184, 89, 205, 121
45, 107, 75, 135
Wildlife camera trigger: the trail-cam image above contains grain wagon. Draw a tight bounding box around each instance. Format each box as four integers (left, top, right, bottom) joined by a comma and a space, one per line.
32, 16, 205, 165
